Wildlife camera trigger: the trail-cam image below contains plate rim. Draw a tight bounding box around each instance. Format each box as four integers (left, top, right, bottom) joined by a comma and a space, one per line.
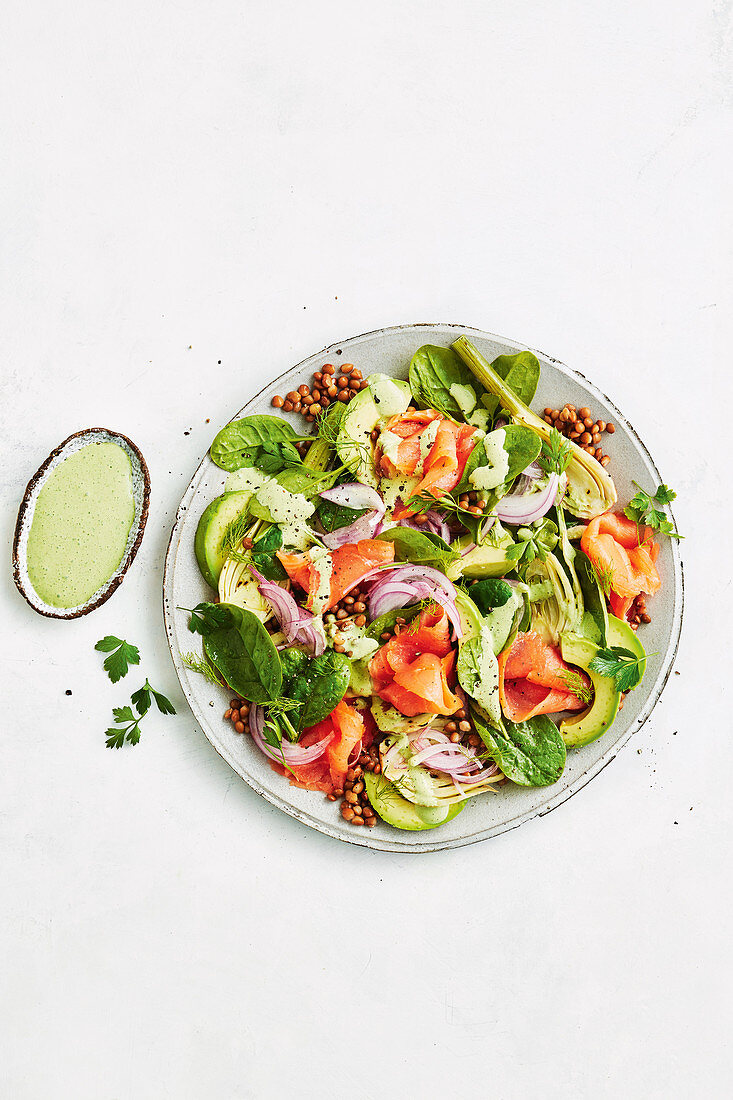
162, 321, 684, 853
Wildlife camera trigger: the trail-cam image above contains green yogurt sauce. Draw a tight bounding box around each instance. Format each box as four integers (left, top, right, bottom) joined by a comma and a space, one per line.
26, 441, 136, 608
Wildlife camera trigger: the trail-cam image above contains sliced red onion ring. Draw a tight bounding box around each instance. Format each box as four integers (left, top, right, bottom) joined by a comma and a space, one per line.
249, 567, 325, 654
319, 483, 387, 549
398, 511, 451, 544
322, 509, 382, 548
320, 483, 385, 511
495, 472, 560, 526
250, 704, 334, 765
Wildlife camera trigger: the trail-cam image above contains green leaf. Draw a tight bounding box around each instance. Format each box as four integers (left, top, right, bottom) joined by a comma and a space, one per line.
112, 705, 135, 723
95, 637, 140, 682
482, 350, 541, 416
468, 578, 515, 613
623, 481, 681, 538
200, 602, 283, 704
408, 344, 480, 420
105, 727, 127, 749
151, 688, 176, 715
537, 428, 572, 477
472, 708, 566, 786
250, 525, 288, 581
589, 646, 646, 693
131, 683, 151, 716
375, 528, 460, 572
279, 648, 351, 732
210, 415, 298, 472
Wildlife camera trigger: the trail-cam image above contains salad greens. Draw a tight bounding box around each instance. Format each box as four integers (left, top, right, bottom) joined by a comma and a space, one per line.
189, 332, 676, 832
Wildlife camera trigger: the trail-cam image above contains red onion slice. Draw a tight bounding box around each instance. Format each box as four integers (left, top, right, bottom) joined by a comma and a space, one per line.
320, 483, 385, 512
322, 508, 382, 548
495, 472, 560, 525
319, 483, 386, 549
249, 567, 325, 654
249, 703, 334, 764
398, 511, 451, 544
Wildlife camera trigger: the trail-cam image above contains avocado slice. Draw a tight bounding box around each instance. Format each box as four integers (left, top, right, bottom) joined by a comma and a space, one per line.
335, 374, 411, 487
364, 772, 465, 831
454, 590, 483, 641
447, 543, 515, 579
194, 491, 252, 587
558, 615, 646, 748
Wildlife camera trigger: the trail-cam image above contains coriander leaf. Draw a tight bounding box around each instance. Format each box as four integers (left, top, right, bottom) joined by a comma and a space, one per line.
112, 706, 135, 723
95, 636, 140, 682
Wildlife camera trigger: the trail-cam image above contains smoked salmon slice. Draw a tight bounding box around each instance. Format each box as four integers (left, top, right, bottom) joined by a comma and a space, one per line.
580, 511, 661, 612
269, 700, 365, 793
369, 605, 460, 717
498, 631, 590, 723
377, 410, 478, 511
278, 539, 395, 611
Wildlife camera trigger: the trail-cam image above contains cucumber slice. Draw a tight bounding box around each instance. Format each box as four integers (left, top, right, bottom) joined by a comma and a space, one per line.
194, 491, 252, 588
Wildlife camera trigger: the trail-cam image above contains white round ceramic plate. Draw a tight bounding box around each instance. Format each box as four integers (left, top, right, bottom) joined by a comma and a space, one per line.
163, 323, 683, 852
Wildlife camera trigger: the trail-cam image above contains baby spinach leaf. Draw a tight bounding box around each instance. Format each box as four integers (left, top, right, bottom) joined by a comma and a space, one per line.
210, 416, 298, 472
455, 424, 541, 496
280, 648, 351, 731
408, 344, 480, 420
472, 707, 566, 787
457, 636, 502, 727
251, 525, 288, 582
364, 604, 422, 641
190, 601, 282, 703
469, 578, 515, 613
376, 528, 460, 572
482, 351, 541, 417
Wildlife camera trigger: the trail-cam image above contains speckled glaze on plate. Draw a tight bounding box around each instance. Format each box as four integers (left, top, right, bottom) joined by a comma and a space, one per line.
163, 324, 683, 853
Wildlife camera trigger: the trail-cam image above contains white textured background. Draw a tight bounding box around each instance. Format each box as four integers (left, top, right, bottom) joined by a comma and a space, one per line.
1, 3, 731, 1098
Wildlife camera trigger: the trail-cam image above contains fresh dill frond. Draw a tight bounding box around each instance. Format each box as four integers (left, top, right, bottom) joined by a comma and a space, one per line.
590, 558, 615, 597
560, 670, 593, 706
181, 650, 226, 686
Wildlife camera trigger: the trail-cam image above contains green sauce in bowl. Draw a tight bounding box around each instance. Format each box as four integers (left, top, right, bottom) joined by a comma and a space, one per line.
26, 441, 136, 608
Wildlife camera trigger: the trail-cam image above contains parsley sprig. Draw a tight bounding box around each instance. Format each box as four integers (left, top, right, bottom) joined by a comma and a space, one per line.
104, 678, 176, 748
537, 428, 572, 477
589, 646, 647, 693
95, 636, 140, 682
624, 483, 681, 539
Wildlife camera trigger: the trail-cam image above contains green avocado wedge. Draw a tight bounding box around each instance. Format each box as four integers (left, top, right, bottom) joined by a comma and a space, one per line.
194, 491, 252, 588
335, 374, 411, 487
559, 615, 646, 748
364, 773, 465, 831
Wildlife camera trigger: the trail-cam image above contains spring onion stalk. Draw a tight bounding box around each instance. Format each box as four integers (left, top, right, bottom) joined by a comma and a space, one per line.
451, 336, 617, 519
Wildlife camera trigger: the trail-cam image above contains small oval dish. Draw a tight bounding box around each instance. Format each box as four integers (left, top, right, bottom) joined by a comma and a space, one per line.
13, 428, 150, 619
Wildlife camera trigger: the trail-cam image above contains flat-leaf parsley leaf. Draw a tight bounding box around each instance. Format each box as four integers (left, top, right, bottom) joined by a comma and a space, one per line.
623, 483, 681, 539
589, 646, 646, 693
95, 636, 140, 682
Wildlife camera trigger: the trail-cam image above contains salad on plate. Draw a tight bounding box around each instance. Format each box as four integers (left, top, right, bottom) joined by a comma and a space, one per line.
184, 337, 678, 832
